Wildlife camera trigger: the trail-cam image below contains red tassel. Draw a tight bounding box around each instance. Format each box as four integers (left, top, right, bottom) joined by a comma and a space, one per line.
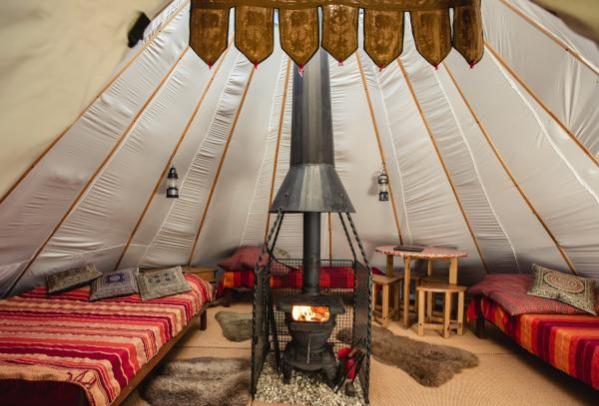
469, 62, 476, 69
208, 63, 213, 70
253, 62, 259, 70
338, 60, 344, 67
298, 64, 304, 77
434, 64, 439, 70
379, 65, 385, 72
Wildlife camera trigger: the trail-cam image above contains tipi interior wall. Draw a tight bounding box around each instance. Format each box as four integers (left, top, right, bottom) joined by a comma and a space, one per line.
1, 0, 598, 297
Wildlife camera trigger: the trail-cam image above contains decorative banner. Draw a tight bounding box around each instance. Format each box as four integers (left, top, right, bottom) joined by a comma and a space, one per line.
453, 0, 483, 66
364, 10, 404, 69
196, 1, 471, 11
190, 1, 484, 68
322, 5, 359, 63
279, 9, 319, 67
235, 6, 275, 65
189, 7, 230, 66
410, 9, 451, 67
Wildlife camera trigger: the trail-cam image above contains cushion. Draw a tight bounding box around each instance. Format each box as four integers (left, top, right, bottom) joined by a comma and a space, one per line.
46, 264, 102, 295
137, 266, 191, 301
89, 267, 139, 301
218, 246, 265, 271
468, 273, 599, 316
528, 264, 597, 315
218, 246, 291, 271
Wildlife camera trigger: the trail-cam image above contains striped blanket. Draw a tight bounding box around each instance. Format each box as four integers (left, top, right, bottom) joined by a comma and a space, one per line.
218, 266, 381, 295
468, 296, 599, 390
0, 274, 212, 406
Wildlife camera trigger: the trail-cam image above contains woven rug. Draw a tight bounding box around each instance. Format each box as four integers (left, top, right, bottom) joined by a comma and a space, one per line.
142, 357, 250, 406
337, 326, 478, 387
215, 311, 253, 342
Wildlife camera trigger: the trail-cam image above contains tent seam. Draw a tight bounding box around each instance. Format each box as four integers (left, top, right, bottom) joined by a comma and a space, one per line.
356, 52, 404, 245
2, 47, 191, 297
442, 62, 578, 275
397, 58, 491, 275
138, 52, 246, 267
187, 66, 257, 265
0, 2, 190, 208
498, 0, 599, 75
433, 66, 521, 273
115, 43, 233, 270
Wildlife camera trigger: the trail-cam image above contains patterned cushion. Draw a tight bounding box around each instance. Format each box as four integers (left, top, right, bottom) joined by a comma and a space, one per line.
46, 264, 102, 295
89, 267, 139, 301
528, 264, 597, 315
137, 266, 191, 301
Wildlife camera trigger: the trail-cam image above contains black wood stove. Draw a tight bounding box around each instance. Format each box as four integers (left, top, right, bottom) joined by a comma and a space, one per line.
277, 295, 344, 385
250, 50, 373, 403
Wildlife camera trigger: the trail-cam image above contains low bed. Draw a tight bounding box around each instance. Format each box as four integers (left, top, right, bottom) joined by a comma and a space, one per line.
467, 274, 599, 391
0, 273, 212, 406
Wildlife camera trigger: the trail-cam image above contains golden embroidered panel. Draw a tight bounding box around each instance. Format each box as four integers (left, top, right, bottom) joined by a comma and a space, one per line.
189, 0, 483, 68
279, 8, 319, 67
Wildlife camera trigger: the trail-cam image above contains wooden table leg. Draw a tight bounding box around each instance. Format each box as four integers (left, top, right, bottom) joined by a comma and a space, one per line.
417, 289, 425, 336
386, 255, 394, 277
382, 285, 390, 327
403, 257, 411, 327
449, 258, 458, 285
457, 291, 465, 335
443, 291, 452, 338
426, 260, 433, 321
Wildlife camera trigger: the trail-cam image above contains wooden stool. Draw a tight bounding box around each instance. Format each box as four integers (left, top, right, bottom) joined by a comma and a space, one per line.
372, 274, 402, 327
416, 283, 466, 338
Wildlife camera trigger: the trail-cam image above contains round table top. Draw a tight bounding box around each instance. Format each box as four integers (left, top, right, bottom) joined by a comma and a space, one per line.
376, 245, 468, 259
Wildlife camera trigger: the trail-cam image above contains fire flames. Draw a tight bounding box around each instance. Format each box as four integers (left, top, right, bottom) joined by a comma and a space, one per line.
291, 305, 330, 322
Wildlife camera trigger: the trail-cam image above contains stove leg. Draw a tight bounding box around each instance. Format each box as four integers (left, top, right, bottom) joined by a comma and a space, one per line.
282, 362, 292, 384
322, 348, 338, 388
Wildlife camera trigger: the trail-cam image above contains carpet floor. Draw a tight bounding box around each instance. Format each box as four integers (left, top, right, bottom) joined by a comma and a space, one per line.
123, 303, 597, 406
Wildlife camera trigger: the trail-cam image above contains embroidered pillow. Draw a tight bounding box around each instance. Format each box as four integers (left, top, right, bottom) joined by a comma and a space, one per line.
528, 264, 597, 315
137, 266, 191, 301
89, 267, 139, 301
46, 264, 102, 295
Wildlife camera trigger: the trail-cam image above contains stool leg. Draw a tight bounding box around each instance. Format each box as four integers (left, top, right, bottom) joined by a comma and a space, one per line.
393, 282, 400, 320
426, 292, 433, 322
382, 285, 390, 327
372, 285, 377, 320
457, 291, 465, 335
414, 280, 418, 313
443, 292, 452, 338
417, 289, 425, 336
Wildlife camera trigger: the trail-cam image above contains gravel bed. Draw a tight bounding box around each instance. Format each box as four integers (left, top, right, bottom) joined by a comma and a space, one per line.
255, 354, 365, 406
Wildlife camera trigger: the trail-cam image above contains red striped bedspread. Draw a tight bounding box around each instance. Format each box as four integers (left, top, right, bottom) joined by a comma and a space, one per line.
0, 274, 212, 406
468, 297, 599, 390
218, 266, 381, 295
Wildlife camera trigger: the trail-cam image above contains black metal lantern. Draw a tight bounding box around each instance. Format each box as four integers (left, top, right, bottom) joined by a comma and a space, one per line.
166, 166, 179, 198
377, 169, 389, 202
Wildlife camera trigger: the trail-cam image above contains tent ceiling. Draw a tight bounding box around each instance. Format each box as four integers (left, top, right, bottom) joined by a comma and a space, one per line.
0, 0, 598, 297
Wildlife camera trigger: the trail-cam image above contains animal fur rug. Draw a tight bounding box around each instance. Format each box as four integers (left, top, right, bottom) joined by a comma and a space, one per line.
337, 326, 478, 387
215, 311, 253, 342
142, 357, 250, 406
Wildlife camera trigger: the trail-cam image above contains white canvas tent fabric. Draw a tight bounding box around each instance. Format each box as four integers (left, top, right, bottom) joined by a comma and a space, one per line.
0, 0, 597, 297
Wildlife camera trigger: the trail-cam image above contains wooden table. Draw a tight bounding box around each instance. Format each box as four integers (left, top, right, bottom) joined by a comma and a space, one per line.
375, 245, 467, 327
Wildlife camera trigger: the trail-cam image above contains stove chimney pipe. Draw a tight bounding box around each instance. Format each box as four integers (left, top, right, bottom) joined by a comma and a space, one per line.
270, 50, 354, 296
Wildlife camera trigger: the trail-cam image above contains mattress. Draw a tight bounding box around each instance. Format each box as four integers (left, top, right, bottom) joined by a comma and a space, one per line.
468, 296, 599, 390
0, 273, 212, 406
